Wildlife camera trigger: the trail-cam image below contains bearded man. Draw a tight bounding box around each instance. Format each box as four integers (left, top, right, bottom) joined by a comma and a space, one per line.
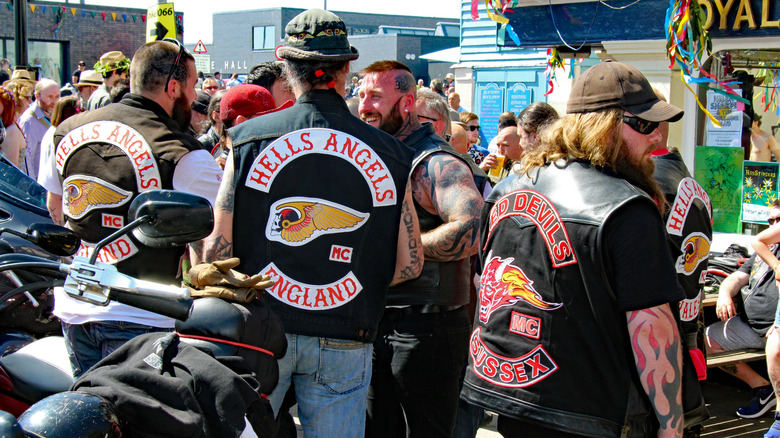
47, 39, 223, 376
461, 61, 686, 438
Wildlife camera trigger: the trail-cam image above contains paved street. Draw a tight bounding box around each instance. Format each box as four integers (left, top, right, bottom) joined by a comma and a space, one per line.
287, 370, 776, 437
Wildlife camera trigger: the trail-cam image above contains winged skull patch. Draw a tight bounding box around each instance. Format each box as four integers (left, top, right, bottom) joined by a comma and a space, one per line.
62, 175, 132, 220
266, 197, 368, 246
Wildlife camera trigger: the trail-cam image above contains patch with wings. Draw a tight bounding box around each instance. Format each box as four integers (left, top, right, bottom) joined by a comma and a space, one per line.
62, 175, 132, 220
266, 197, 369, 246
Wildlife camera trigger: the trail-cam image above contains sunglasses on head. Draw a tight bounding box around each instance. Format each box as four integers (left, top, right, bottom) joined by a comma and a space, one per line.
769, 217, 780, 226
418, 115, 438, 123
622, 115, 659, 135
162, 38, 186, 93
467, 125, 480, 132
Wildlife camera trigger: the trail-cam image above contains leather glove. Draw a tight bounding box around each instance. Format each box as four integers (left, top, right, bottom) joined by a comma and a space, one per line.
186, 285, 258, 303
189, 258, 273, 289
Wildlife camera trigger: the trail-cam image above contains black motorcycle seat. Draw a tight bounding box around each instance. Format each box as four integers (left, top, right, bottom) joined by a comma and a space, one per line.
0, 336, 74, 403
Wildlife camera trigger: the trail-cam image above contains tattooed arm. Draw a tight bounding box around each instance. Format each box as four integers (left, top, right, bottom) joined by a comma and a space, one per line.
626, 304, 684, 438
199, 148, 236, 264
47, 193, 63, 226
390, 183, 423, 285
411, 153, 483, 262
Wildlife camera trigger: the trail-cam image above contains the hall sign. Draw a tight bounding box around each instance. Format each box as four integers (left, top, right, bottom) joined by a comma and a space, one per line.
501, 0, 780, 48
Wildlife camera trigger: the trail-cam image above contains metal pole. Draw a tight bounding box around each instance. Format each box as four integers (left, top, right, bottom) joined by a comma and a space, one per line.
14, 0, 28, 67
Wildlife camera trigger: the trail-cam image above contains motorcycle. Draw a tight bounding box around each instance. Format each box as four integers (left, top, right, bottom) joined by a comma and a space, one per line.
0, 189, 284, 437
0, 189, 207, 418
703, 243, 749, 293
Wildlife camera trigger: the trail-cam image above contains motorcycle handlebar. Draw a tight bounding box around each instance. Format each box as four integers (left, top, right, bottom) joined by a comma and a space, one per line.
108, 287, 192, 321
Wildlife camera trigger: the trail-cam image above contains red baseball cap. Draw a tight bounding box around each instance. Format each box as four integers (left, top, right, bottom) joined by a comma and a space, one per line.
219, 84, 292, 123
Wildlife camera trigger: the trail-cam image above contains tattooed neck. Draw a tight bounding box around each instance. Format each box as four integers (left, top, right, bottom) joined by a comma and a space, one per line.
394, 112, 421, 143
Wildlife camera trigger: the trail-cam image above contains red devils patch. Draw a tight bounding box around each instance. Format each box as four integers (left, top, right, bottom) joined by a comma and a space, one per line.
470, 327, 558, 388
485, 190, 576, 268
479, 252, 562, 324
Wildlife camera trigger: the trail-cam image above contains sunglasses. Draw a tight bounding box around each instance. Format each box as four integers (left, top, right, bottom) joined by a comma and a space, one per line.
467, 125, 480, 132
622, 115, 659, 135
162, 38, 186, 93
418, 115, 438, 123
204, 86, 219, 91
769, 217, 780, 225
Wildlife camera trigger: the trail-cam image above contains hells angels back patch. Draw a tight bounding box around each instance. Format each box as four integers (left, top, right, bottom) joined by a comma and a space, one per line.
245, 128, 398, 311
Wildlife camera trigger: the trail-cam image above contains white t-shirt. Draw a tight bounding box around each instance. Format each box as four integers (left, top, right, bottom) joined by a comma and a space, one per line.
48, 146, 223, 327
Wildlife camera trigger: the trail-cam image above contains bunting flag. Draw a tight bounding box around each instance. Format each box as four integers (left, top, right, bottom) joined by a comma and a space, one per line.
122, 13, 127, 22
90, 11, 96, 19
543, 48, 565, 96
7, 2, 11, 10
71, 8, 76, 16
101, 11, 106, 20
41, 5, 45, 13
111, 12, 116, 21
29, 4, 35, 12
132, 14, 137, 22
82, 10, 86, 18
141, 15, 146, 22
665, 0, 742, 128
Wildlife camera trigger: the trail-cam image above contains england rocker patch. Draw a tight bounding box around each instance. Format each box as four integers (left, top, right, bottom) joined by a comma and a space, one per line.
266, 197, 368, 246
470, 327, 558, 388
479, 251, 562, 324
261, 262, 363, 310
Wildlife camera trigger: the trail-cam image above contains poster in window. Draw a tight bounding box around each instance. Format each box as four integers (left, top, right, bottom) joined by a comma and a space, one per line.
694, 146, 743, 233
742, 160, 779, 224
705, 89, 744, 147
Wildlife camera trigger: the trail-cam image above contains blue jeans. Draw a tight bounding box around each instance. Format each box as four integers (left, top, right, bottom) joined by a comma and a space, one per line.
269, 333, 372, 438
61, 321, 170, 377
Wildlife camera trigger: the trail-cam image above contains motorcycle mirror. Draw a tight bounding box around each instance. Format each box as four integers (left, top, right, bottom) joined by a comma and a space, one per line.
127, 190, 214, 248
26, 223, 81, 256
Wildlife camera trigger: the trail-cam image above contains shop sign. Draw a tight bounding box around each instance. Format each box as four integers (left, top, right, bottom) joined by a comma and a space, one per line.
706, 89, 744, 147
501, 0, 780, 48
742, 161, 780, 224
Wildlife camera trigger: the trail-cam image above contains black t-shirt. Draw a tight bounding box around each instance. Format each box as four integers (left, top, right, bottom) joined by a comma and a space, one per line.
603, 200, 684, 312
738, 250, 779, 336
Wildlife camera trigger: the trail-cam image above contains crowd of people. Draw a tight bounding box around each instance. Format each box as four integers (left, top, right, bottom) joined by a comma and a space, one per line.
4, 6, 780, 438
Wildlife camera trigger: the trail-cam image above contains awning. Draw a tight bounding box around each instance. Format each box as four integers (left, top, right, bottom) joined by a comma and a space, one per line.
420, 47, 460, 63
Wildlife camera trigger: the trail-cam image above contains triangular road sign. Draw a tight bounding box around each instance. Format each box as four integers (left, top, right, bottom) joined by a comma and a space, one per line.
193, 40, 207, 54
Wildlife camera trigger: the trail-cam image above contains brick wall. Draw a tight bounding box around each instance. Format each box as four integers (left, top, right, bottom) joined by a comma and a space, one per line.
0, 1, 153, 83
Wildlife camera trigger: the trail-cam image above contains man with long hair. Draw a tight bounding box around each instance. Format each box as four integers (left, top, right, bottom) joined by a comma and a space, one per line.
462, 61, 686, 437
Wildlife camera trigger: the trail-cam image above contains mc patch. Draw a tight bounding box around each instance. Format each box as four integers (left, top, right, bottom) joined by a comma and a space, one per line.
470, 327, 558, 388
509, 311, 541, 339
479, 251, 562, 324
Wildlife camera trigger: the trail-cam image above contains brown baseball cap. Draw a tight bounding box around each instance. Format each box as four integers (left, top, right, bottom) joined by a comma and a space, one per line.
567, 61, 683, 123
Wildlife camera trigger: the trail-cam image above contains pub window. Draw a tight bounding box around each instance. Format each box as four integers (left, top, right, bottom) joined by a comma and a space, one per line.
252, 25, 276, 51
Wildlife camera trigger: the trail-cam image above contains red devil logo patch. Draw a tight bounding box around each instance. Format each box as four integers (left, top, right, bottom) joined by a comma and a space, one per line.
479, 251, 562, 324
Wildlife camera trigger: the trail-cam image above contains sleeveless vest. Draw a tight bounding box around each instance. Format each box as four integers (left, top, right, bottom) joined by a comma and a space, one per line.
229, 90, 413, 342
462, 161, 661, 437
387, 124, 471, 307
54, 94, 199, 283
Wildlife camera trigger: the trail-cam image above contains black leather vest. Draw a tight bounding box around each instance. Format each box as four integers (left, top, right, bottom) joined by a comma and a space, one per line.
652, 151, 712, 427
387, 124, 471, 307
229, 90, 413, 342
54, 94, 199, 283
462, 161, 662, 437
